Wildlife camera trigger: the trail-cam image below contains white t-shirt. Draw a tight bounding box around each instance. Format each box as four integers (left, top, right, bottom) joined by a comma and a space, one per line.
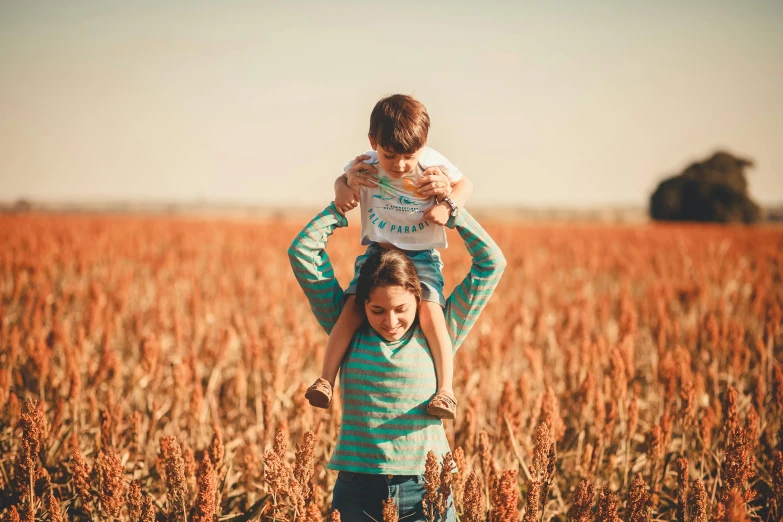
344, 147, 463, 250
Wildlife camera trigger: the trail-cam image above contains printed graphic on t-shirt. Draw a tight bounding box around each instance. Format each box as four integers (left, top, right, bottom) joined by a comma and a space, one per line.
348, 147, 461, 250
360, 166, 447, 249
402, 178, 426, 198
371, 175, 426, 208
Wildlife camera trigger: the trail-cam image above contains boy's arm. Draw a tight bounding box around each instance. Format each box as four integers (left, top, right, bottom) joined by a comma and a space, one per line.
334, 174, 358, 215
446, 175, 473, 208
421, 170, 472, 225
419, 147, 469, 206
334, 155, 379, 215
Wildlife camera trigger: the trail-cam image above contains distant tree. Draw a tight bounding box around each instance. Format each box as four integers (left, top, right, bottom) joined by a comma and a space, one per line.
12, 199, 32, 213
767, 206, 783, 222
649, 151, 761, 224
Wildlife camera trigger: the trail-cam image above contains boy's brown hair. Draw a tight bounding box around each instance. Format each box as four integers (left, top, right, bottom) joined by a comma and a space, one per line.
355, 249, 422, 308
369, 94, 430, 154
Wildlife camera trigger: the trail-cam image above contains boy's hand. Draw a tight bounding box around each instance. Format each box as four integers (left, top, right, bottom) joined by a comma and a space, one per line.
423, 202, 451, 226
345, 155, 379, 192
335, 178, 359, 215
417, 166, 452, 199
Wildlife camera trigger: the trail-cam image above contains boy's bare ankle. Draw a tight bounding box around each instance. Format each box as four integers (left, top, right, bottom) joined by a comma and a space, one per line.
439, 386, 455, 397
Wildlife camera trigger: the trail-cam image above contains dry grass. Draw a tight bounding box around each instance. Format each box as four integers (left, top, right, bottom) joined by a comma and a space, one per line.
0, 213, 781, 521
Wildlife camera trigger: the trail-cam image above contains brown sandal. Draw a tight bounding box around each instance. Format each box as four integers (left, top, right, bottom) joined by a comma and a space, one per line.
427, 390, 457, 420
305, 378, 333, 409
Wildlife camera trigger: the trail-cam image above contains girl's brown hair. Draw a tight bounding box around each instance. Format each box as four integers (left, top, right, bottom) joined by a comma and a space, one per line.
355, 249, 422, 308
369, 94, 430, 154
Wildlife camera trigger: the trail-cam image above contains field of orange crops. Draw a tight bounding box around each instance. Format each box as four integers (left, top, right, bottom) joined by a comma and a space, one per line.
0, 212, 781, 522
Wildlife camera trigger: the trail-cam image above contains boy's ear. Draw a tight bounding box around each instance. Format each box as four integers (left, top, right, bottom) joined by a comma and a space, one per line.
368, 134, 377, 150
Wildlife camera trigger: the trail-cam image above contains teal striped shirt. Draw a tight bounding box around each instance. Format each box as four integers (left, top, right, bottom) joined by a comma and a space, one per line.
288, 204, 506, 475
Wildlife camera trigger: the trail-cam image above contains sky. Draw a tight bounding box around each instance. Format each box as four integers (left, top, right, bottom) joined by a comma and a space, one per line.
1, 0, 781, 208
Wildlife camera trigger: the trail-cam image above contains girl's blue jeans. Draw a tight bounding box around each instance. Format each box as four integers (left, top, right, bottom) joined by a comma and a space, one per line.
331, 471, 456, 522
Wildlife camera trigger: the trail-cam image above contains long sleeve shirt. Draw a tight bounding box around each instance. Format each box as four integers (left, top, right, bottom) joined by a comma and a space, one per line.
288, 203, 506, 474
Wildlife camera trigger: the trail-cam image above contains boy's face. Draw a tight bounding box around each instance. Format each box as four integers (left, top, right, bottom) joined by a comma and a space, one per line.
369, 136, 424, 178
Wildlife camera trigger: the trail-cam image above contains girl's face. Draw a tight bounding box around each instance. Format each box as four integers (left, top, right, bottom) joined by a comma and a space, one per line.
369, 136, 424, 179
364, 285, 419, 341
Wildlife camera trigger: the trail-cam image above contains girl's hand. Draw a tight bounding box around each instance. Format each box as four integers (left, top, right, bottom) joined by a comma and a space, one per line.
423, 202, 451, 226
417, 166, 452, 198
345, 155, 379, 192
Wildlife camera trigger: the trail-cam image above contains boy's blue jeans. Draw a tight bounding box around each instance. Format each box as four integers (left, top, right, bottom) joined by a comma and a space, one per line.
331, 471, 456, 522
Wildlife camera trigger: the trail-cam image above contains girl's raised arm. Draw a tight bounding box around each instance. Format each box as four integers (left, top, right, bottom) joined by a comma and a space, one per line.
443, 210, 507, 352
287, 203, 348, 334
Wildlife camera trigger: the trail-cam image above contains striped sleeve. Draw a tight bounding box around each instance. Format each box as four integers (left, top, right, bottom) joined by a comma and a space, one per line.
443, 210, 506, 352
287, 204, 348, 334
